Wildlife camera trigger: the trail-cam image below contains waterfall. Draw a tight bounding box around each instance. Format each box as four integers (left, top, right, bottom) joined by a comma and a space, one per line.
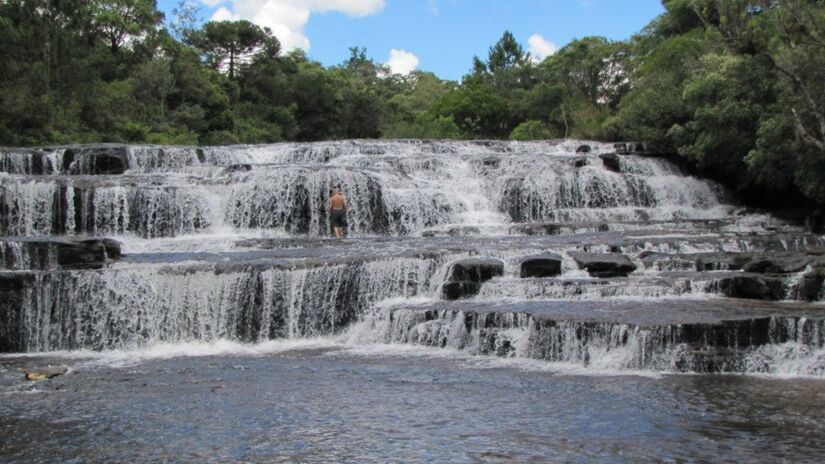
1, 140, 823, 376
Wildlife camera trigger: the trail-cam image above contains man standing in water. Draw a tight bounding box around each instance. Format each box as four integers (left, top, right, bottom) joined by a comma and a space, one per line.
329, 186, 348, 239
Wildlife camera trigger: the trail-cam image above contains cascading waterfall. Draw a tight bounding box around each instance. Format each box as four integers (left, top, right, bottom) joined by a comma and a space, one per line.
1, 140, 823, 376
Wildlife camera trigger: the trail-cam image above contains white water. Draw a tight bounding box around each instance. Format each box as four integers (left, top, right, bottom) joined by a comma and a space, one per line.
2, 140, 824, 377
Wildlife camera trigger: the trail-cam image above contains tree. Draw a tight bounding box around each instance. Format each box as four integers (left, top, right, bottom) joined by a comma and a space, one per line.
190, 20, 280, 80
91, 0, 163, 54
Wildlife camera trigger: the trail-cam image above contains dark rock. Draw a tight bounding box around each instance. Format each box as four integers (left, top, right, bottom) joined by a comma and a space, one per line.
569, 252, 637, 278
25, 367, 68, 381
716, 275, 786, 301
226, 164, 253, 173
447, 226, 481, 237
572, 157, 588, 168
1, 238, 121, 270
520, 253, 563, 278
442, 258, 504, 300
613, 143, 628, 154
696, 254, 751, 271
359, 145, 386, 155
627, 142, 647, 154
743, 255, 813, 274
55, 238, 121, 269
482, 157, 500, 168
196, 148, 206, 163
575, 144, 591, 154
599, 153, 621, 173
799, 269, 824, 301
70, 145, 130, 175
0, 273, 34, 352
510, 223, 561, 236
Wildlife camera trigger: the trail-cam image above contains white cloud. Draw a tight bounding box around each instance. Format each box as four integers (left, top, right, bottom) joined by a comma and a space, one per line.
205, 0, 385, 51
385, 49, 419, 75
527, 33, 558, 63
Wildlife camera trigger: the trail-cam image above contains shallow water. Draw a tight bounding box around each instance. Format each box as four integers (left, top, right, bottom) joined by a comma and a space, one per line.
2, 343, 825, 463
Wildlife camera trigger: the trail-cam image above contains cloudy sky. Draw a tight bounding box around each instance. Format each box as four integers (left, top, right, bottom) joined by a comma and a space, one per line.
158, 0, 664, 80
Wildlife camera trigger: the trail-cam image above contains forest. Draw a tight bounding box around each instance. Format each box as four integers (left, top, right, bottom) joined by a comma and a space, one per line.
1, 0, 824, 207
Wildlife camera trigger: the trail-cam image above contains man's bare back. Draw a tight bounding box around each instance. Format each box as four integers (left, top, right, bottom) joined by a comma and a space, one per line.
329, 193, 347, 210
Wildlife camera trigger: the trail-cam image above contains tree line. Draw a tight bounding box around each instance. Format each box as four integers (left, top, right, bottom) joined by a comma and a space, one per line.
1, 0, 824, 206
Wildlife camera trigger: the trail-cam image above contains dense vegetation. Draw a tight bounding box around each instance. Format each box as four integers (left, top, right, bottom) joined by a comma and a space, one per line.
1, 1, 824, 206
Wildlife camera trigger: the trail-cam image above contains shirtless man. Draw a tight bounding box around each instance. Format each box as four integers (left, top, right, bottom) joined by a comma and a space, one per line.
328, 187, 348, 239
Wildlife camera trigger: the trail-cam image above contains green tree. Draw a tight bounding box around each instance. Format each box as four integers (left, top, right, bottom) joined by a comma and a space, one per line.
190, 20, 280, 80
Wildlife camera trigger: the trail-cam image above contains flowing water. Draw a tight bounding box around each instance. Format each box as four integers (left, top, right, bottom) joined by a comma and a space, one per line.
1, 139, 825, 462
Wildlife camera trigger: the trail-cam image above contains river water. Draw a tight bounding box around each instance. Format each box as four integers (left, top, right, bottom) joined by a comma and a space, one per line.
3, 341, 825, 463
1, 140, 824, 461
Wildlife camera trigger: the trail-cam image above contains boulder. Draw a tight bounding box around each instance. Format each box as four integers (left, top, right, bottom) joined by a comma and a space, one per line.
520, 253, 563, 278
715, 275, 786, 301
569, 252, 637, 278
572, 157, 588, 168
743, 254, 814, 274
510, 223, 561, 236
55, 238, 121, 269
447, 226, 481, 237
575, 144, 591, 154
25, 367, 68, 381
1, 238, 120, 271
599, 153, 621, 173
482, 157, 500, 168
442, 258, 504, 300
68, 145, 130, 175
798, 269, 824, 301
696, 254, 751, 271
613, 143, 628, 154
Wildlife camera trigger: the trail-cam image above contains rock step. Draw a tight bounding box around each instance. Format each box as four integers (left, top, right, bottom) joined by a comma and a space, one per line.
0, 238, 121, 270
480, 271, 823, 302
384, 299, 825, 374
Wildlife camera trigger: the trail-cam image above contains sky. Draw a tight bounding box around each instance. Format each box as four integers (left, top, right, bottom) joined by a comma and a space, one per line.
157, 0, 665, 81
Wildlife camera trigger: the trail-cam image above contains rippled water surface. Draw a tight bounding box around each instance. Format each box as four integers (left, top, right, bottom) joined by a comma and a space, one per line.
2, 344, 825, 463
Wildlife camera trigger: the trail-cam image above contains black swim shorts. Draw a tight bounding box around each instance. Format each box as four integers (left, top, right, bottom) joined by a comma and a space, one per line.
330, 209, 346, 227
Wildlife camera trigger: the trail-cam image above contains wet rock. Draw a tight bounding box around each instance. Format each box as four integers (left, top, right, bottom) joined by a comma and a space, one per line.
626, 142, 647, 154
25, 367, 67, 381
68, 145, 130, 175
510, 223, 561, 236
442, 258, 504, 300
799, 269, 825, 301
1, 238, 119, 270
572, 157, 588, 168
715, 275, 786, 301
520, 253, 563, 278
56, 238, 121, 269
447, 226, 481, 237
575, 144, 591, 154
696, 254, 751, 271
0, 273, 33, 352
226, 163, 253, 173
0, 149, 50, 175
599, 153, 621, 173
569, 252, 637, 278
744, 254, 815, 274
482, 157, 500, 168
613, 143, 628, 154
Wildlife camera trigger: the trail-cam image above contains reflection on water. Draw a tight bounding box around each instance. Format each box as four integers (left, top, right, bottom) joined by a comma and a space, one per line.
2, 344, 825, 463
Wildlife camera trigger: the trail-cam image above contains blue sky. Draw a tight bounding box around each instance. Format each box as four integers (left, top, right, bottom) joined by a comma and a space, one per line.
158, 0, 665, 81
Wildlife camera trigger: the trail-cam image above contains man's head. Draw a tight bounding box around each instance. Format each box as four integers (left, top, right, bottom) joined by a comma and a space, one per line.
332, 186, 342, 195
